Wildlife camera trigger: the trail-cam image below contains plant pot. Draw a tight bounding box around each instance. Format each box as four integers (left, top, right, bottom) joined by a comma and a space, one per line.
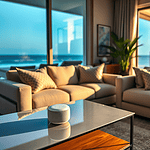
120, 68, 129, 76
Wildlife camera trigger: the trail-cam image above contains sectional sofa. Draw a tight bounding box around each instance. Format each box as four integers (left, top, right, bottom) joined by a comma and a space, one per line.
0, 64, 120, 115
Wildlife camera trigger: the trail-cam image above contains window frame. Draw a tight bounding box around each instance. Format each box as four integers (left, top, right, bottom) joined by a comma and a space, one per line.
137, 6, 150, 67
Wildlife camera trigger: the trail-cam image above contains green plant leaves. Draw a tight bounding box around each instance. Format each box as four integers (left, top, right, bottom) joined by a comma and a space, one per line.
101, 32, 142, 72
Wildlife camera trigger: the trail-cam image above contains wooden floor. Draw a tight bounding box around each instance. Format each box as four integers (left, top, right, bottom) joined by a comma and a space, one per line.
47, 130, 130, 150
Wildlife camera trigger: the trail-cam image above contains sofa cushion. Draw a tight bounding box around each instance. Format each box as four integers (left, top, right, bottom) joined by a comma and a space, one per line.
58, 85, 95, 101
79, 63, 105, 84
10, 65, 36, 70
6, 70, 22, 83
80, 83, 116, 99
142, 71, 150, 90
32, 89, 70, 109
39, 63, 58, 69
133, 67, 147, 88
47, 65, 78, 86
17, 67, 57, 94
123, 88, 150, 107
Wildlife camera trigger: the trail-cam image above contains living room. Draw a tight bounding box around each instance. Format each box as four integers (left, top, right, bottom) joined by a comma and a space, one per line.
0, 0, 150, 149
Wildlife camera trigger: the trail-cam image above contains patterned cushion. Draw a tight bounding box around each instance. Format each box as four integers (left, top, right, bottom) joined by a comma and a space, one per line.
79, 63, 105, 84
47, 65, 78, 86
142, 71, 150, 90
133, 67, 147, 88
16, 67, 57, 94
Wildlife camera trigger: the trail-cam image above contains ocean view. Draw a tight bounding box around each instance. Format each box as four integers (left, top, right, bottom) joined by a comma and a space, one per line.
0, 55, 83, 69
0, 55, 149, 69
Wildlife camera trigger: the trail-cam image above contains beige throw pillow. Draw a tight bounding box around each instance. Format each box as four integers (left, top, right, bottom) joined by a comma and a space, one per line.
79, 63, 105, 84
16, 67, 57, 94
47, 65, 78, 86
142, 71, 150, 90
133, 67, 148, 88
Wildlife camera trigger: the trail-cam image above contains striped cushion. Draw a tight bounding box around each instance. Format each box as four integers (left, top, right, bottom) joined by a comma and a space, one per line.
79, 63, 105, 84
16, 67, 57, 94
142, 71, 150, 90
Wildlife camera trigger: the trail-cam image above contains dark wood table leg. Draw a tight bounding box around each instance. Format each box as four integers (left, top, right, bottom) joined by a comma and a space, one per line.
130, 115, 134, 150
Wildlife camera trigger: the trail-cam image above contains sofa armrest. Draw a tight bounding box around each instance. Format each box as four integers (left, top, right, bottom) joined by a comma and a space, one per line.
102, 73, 122, 86
116, 76, 135, 108
0, 79, 32, 112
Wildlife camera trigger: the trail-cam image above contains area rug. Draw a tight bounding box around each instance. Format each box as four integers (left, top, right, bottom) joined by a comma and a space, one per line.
101, 115, 150, 150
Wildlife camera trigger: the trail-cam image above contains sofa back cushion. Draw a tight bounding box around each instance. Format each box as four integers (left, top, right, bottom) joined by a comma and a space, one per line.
16, 67, 57, 94
39, 63, 58, 69
79, 63, 105, 84
6, 70, 22, 83
47, 65, 78, 86
10, 65, 36, 70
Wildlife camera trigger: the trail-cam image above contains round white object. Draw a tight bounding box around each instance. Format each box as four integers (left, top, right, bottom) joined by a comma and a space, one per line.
102, 57, 108, 62
48, 104, 70, 124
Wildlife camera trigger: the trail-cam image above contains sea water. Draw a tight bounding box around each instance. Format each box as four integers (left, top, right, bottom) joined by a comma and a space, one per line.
0, 55, 149, 69
0, 55, 83, 69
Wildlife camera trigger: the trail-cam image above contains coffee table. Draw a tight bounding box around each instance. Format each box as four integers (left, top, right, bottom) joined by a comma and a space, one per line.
0, 100, 134, 150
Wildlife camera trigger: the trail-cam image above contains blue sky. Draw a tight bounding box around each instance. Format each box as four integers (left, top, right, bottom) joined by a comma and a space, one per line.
139, 18, 150, 56
0, 1, 47, 55
0, 1, 83, 55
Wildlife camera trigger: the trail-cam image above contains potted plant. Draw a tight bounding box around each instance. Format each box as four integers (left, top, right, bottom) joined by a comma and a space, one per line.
103, 32, 142, 75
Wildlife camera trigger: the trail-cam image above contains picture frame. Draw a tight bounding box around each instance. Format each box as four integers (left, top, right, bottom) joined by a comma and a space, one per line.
97, 24, 111, 56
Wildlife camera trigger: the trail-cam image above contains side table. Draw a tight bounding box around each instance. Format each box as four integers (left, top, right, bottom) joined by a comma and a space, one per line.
93, 63, 120, 74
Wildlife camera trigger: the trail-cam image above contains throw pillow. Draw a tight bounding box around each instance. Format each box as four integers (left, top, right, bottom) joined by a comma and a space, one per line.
16, 67, 57, 94
47, 65, 78, 86
133, 67, 148, 88
79, 63, 105, 84
141, 71, 150, 90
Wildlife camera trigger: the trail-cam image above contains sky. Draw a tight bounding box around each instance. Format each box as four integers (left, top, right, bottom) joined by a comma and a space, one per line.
0, 1, 83, 55
0, 1, 47, 55
139, 18, 150, 56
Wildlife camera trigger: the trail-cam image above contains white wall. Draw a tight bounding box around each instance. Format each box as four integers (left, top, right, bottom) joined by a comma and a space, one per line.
93, 0, 114, 64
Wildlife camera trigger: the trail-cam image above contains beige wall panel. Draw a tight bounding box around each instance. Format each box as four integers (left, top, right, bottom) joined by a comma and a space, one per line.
93, 0, 114, 64
139, 0, 150, 5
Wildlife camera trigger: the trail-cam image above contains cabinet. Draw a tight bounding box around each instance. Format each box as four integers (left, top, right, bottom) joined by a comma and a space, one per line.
93, 64, 120, 74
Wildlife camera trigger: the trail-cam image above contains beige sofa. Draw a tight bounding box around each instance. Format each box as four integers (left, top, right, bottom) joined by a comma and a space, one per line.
116, 76, 150, 118
0, 65, 120, 115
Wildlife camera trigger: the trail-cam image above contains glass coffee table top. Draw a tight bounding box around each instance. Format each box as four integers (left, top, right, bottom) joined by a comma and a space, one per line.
0, 100, 134, 150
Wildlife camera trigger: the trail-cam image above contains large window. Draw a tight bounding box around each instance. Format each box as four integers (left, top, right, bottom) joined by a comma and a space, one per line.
0, 0, 86, 70
0, 0, 46, 69
52, 0, 86, 65
138, 8, 150, 68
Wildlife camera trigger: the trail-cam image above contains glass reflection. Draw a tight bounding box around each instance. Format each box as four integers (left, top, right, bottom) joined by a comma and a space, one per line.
68, 100, 84, 126
48, 122, 71, 141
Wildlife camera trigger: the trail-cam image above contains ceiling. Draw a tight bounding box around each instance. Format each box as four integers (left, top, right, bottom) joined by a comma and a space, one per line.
139, 8, 150, 21
2, 0, 84, 15
3, 0, 46, 8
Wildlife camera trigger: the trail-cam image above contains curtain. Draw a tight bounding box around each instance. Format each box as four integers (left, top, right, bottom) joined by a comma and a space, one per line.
113, 0, 138, 75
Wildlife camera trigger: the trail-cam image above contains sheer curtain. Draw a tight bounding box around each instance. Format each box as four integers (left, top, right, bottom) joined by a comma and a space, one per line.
113, 0, 138, 75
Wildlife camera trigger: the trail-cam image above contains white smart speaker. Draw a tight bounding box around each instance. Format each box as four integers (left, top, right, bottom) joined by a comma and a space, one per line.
48, 104, 70, 124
